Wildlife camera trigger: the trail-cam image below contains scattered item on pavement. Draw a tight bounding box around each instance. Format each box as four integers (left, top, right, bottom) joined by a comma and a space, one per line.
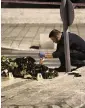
1, 69, 9, 77
1, 56, 59, 80
37, 73, 43, 81
74, 73, 81, 77
68, 72, 82, 77
30, 45, 40, 49
9, 72, 14, 79
2, 56, 83, 79
24, 74, 32, 79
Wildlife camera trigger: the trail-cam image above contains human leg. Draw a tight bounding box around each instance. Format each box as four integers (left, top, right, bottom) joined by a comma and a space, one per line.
70, 51, 85, 68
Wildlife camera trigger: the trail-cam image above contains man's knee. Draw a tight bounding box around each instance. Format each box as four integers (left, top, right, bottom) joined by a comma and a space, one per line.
71, 59, 85, 67
70, 50, 85, 60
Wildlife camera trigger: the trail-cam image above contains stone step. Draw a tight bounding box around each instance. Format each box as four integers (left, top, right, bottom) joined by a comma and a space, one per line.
1, 50, 60, 68
1, 48, 76, 68
1, 48, 55, 54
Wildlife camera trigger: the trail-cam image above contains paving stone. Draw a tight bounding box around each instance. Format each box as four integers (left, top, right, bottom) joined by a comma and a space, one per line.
50, 105, 61, 108
18, 42, 31, 50
25, 26, 39, 38
2, 39, 13, 43
14, 37, 23, 41
21, 38, 33, 43
5, 105, 34, 108
11, 40, 21, 49
19, 106, 33, 108
44, 25, 55, 33
2, 41, 13, 48
9, 26, 24, 37
80, 105, 85, 108
60, 25, 63, 31
1, 24, 10, 33
2, 26, 16, 36
60, 103, 72, 108
6, 37, 16, 41
9, 106, 19, 108
25, 31, 36, 38
79, 34, 85, 38
69, 25, 78, 33
34, 105, 48, 108
37, 26, 46, 34
65, 93, 85, 108
1, 78, 27, 88
17, 25, 30, 37
34, 35, 40, 40
1, 106, 8, 108
1, 37, 6, 41
34, 26, 46, 40
31, 40, 40, 46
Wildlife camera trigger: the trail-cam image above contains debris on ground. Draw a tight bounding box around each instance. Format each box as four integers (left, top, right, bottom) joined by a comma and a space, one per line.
1, 56, 59, 80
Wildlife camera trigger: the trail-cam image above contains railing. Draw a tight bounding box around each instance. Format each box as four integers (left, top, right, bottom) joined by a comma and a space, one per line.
1, 0, 85, 7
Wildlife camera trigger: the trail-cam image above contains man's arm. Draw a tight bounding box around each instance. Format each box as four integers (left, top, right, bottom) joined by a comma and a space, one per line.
45, 53, 53, 58
52, 45, 64, 58
39, 46, 64, 59
39, 52, 53, 58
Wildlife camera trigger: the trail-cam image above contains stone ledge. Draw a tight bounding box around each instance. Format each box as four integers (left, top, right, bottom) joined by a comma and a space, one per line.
1, 9, 85, 24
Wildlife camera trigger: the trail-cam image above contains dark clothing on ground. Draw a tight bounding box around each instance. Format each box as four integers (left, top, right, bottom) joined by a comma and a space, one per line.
52, 32, 85, 71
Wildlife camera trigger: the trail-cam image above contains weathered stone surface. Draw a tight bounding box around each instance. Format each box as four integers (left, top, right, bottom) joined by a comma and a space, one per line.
1, 9, 85, 24
1, 24, 85, 50
1, 67, 85, 108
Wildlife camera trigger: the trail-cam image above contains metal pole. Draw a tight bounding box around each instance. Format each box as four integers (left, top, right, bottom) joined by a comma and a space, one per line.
63, 29, 71, 72
63, 0, 71, 72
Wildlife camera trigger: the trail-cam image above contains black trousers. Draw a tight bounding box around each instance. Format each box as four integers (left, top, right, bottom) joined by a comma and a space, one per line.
58, 50, 85, 72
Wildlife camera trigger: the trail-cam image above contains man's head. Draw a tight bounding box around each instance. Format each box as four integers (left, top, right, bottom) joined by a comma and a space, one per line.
49, 29, 61, 43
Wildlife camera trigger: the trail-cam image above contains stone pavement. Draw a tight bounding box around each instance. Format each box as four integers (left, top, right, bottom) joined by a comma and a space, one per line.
1, 8, 85, 108
1, 23, 85, 50
1, 23, 85, 69
1, 67, 85, 108
1, 23, 85, 108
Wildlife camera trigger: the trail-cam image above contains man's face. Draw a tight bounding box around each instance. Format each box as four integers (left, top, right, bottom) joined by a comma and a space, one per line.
50, 33, 61, 43
50, 36, 58, 43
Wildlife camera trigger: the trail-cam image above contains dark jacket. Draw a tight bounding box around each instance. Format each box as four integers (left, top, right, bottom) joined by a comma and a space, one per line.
52, 32, 85, 58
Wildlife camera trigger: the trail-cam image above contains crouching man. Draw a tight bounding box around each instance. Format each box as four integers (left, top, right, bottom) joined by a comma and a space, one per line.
39, 29, 85, 72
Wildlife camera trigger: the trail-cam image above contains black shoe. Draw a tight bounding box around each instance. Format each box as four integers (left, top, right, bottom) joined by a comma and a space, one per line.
76, 60, 85, 68
55, 66, 66, 72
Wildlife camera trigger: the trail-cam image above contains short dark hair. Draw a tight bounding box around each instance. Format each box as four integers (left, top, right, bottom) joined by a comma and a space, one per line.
49, 29, 61, 38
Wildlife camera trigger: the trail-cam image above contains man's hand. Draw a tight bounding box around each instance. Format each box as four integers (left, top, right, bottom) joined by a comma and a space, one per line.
39, 52, 45, 58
